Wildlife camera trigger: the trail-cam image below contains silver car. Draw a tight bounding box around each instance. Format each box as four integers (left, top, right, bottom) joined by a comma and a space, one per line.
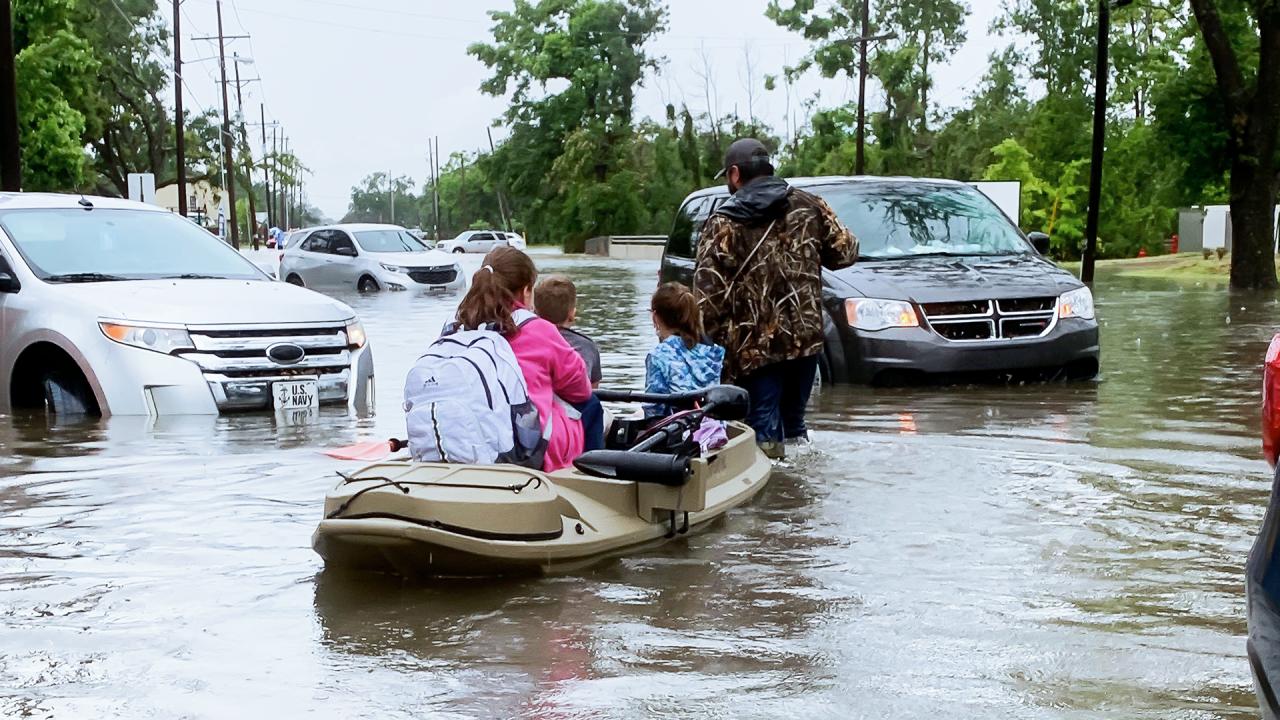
280, 223, 465, 293
0, 193, 374, 417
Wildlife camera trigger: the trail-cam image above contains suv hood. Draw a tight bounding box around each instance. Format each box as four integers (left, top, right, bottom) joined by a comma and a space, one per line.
827, 253, 1081, 303
56, 279, 355, 326
366, 249, 456, 267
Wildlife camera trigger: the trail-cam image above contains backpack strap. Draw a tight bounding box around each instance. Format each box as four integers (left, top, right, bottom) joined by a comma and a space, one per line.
512, 308, 538, 328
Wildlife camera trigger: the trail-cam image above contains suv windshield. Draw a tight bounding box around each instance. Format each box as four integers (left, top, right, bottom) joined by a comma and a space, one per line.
810, 182, 1032, 260
353, 229, 424, 253
0, 208, 267, 282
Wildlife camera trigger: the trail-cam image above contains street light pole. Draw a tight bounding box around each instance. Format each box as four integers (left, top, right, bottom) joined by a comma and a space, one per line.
1082, 0, 1132, 284
0, 0, 21, 191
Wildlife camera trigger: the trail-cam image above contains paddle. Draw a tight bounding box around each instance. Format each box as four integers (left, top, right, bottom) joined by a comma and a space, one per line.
324, 438, 408, 461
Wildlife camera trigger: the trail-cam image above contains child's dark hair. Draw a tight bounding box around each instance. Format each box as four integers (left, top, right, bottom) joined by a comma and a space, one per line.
456, 246, 537, 335
651, 282, 702, 349
534, 275, 577, 325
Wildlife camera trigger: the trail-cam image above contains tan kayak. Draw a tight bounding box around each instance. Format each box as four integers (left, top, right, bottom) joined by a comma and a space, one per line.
312, 387, 771, 578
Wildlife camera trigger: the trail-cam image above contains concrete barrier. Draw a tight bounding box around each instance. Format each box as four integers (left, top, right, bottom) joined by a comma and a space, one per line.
585, 235, 667, 260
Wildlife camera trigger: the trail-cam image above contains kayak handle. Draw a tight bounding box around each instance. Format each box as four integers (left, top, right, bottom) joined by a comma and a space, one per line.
595, 384, 749, 422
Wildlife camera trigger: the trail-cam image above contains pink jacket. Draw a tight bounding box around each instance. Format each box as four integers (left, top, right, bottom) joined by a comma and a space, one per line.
507, 311, 592, 471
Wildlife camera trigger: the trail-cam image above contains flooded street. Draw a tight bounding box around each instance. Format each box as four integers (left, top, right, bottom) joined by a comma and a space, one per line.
2, 253, 1276, 718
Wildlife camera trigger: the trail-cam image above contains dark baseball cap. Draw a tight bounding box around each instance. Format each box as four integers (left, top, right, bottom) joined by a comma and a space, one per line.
714, 138, 771, 179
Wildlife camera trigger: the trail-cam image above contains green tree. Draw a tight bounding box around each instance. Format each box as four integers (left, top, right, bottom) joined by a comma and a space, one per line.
1186, 0, 1280, 288
342, 173, 421, 226
12, 0, 98, 190
468, 0, 667, 248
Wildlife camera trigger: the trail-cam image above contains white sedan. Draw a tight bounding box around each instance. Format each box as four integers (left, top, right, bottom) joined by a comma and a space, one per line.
439, 230, 526, 253
280, 223, 465, 293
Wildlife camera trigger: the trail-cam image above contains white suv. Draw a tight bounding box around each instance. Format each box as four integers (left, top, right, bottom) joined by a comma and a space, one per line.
439, 230, 526, 253
279, 223, 464, 293
0, 193, 375, 417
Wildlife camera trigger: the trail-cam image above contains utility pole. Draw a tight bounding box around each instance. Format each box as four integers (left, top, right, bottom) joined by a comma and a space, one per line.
172, 0, 186, 216
1082, 0, 1133, 284
433, 136, 441, 241
193, 1, 249, 247
283, 137, 291, 228
232, 53, 258, 249
388, 170, 394, 224
855, 0, 870, 175
0, 0, 21, 191
487, 127, 512, 232
845, 17, 895, 176
270, 126, 278, 227
259, 103, 272, 228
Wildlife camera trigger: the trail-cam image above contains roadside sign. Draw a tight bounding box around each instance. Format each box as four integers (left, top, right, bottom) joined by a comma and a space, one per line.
127, 173, 157, 205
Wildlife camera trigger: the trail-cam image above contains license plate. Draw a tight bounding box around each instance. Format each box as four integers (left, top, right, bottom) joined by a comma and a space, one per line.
273, 379, 319, 410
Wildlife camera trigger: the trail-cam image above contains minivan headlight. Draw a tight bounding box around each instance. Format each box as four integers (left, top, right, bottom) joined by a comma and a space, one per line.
345, 320, 367, 349
845, 298, 920, 331
99, 322, 194, 354
1058, 287, 1095, 320
379, 263, 410, 274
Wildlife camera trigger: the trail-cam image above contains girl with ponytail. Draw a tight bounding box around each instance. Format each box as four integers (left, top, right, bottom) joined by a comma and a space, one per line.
644, 282, 725, 418
453, 246, 595, 471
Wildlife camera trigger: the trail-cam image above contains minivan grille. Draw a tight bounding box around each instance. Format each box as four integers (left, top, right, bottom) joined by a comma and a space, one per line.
921, 297, 1057, 342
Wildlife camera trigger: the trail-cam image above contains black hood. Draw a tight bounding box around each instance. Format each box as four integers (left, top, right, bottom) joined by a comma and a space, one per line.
826, 253, 1082, 304
715, 176, 791, 223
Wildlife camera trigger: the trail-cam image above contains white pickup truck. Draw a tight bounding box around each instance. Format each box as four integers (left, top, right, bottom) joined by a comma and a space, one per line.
0, 193, 374, 417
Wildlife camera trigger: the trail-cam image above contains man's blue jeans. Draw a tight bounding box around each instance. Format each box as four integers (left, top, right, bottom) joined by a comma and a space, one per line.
736, 355, 819, 444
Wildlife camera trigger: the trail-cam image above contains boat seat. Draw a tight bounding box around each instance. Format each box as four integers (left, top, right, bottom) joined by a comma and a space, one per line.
572, 450, 691, 486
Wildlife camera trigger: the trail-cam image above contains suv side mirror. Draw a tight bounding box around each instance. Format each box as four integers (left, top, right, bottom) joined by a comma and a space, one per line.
0, 257, 19, 294
334, 246, 357, 257
1027, 231, 1051, 255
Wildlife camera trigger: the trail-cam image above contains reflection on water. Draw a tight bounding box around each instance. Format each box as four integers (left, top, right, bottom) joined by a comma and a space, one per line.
0, 256, 1273, 718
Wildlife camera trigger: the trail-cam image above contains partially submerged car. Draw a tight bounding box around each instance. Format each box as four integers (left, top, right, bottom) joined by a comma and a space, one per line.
0, 193, 374, 417
280, 223, 464, 293
660, 177, 1100, 385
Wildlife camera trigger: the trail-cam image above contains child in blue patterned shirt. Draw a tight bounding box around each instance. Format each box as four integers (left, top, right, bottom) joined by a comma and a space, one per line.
644, 282, 725, 418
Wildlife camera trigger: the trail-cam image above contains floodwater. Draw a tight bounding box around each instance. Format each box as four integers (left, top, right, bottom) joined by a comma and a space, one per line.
1, 252, 1276, 718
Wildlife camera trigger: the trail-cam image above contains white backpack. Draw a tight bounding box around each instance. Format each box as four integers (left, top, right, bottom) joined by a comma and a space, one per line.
403, 309, 551, 466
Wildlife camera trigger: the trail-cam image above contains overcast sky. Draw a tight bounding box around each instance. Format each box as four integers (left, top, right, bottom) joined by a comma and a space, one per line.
171, 0, 1005, 222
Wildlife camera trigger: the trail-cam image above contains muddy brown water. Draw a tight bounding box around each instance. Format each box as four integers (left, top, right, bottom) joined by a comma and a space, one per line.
2, 253, 1276, 718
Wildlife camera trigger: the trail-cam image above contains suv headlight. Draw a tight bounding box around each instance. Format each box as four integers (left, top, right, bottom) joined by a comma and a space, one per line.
99, 321, 194, 354
379, 263, 410, 274
1058, 286, 1095, 320
345, 320, 367, 349
845, 298, 920, 331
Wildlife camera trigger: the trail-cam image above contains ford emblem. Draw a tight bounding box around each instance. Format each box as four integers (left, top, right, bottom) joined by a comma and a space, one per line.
266, 342, 306, 365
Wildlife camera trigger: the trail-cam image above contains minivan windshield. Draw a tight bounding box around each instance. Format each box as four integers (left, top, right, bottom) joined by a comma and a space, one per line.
810, 182, 1032, 260
0, 208, 268, 282
353, 229, 425, 253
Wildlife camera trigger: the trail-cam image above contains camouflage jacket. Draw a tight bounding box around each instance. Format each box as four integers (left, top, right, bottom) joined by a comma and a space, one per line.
694, 177, 859, 380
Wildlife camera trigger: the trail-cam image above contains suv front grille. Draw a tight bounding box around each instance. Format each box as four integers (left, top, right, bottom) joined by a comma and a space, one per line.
178, 323, 353, 379
408, 267, 457, 285
921, 297, 1057, 343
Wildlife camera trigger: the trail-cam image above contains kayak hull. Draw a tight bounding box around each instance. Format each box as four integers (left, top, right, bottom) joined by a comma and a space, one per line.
312, 421, 771, 578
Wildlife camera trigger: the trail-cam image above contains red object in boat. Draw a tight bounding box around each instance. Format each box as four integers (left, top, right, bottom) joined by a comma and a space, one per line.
1264, 334, 1280, 467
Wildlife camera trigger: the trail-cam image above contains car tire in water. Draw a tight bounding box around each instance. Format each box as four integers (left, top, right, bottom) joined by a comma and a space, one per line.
357, 275, 380, 293
43, 370, 95, 416
285, 274, 305, 286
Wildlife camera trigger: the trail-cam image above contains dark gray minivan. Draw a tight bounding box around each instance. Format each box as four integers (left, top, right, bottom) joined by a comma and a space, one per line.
660, 176, 1100, 385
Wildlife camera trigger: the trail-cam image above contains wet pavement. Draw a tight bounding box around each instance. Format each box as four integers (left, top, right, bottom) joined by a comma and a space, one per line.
1, 253, 1275, 718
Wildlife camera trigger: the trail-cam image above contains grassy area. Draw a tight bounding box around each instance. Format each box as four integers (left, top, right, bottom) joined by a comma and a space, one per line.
1059, 253, 1240, 281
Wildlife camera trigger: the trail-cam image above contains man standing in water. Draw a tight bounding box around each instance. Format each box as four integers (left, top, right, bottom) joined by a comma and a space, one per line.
694, 138, 859, 458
